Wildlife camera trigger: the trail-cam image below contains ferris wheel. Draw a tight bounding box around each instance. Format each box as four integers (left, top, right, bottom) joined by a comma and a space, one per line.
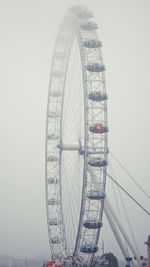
45, 5, 108, 265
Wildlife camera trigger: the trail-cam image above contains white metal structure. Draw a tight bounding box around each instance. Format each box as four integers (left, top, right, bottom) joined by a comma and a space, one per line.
104, 199, 142, 267
45, 6, 108, 264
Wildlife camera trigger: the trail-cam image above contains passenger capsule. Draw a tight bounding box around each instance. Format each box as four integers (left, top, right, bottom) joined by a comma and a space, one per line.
48, 199, 60, 205
76, 11, 93, 19
47, 156, 58, 162
53, 252, 64, 259
48, 111, 60, 118
84, 219, 103, 229
87, 63, 105, 72
76, 8, 93, 19
63, 256, 72, 264
51, 236, 61, 244
69, 6, 93, 19
58, 35, 68, 43
86, 190, 106, 200
83, 39, 102, 48
55, 52, 66, 59
88, 91, 107, 102
80, 21, 98, 31
49, 219, 58, 225
47, 178, 59, 184
53, 70, 64, 77
88, 157, 108, 167
126, 257, 133, 262
49, 90, 62, 97
47, 134, 59, 140
89, 123, 108, 134
80, 244, 98, 253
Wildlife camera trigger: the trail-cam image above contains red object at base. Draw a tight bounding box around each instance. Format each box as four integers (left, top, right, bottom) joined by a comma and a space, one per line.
45, 260, 62, 267
46, 259, 56, 267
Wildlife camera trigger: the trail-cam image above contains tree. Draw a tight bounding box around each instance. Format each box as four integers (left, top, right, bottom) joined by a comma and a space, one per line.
103, 252, 119, 267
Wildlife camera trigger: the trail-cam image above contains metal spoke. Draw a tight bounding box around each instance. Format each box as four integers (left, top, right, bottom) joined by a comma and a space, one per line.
45, 6, 108, 264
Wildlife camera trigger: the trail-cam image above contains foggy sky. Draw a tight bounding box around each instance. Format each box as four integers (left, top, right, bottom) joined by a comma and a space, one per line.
0, 0, 150, 260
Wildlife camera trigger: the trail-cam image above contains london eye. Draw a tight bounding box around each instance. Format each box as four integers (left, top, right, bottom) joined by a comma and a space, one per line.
45, 5, 108, 265
44, 5, 150, 267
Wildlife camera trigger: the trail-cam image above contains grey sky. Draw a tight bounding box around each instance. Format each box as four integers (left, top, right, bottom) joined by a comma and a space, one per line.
0, 0, 150, 260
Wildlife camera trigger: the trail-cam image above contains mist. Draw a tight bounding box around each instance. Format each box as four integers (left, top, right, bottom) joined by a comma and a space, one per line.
0, 0, 150, 260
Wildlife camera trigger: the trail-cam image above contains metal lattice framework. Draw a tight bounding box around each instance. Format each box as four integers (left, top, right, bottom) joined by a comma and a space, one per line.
45, 6, 108, 264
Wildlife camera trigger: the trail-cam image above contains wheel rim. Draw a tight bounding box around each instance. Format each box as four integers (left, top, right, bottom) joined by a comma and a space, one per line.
45, 6, 108, 264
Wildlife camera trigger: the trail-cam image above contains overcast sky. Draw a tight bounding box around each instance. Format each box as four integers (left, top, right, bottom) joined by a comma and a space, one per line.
0, 0, 150, 261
